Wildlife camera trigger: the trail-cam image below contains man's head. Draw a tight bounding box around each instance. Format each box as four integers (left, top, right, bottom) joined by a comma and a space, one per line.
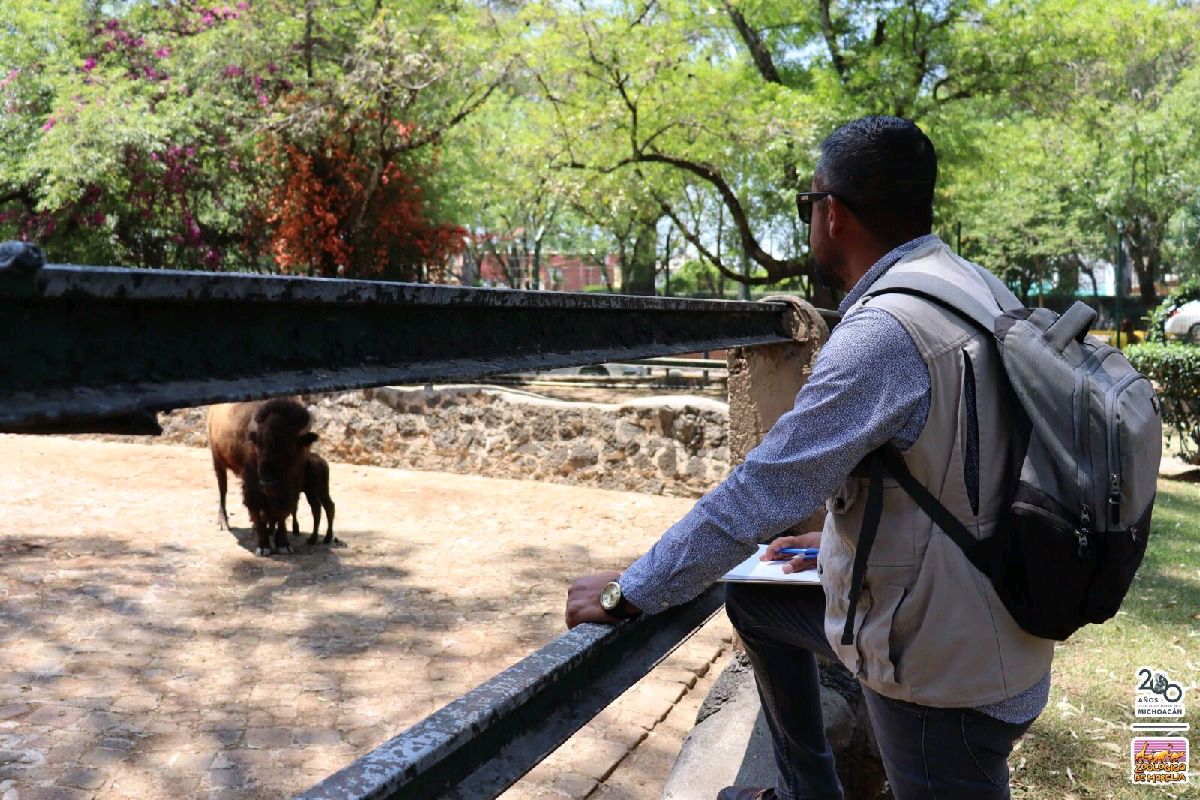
806, 116, 937, 289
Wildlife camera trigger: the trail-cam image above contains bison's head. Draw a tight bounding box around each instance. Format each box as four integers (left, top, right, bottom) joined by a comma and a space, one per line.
248, 399, 318, 498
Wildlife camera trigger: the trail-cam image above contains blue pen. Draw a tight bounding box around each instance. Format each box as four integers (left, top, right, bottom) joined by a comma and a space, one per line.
776, 547, 819, 559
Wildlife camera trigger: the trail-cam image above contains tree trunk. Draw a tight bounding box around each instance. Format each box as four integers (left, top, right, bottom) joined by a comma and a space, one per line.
624, 217, 659, 296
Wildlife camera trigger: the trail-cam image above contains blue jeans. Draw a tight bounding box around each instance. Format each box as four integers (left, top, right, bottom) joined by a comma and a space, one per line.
724, 583, 1032, 800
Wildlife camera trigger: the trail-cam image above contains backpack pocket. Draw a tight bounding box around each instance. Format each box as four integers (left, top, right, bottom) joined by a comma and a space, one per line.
1082, 502, 1152, 624
970, 499, 1095, 641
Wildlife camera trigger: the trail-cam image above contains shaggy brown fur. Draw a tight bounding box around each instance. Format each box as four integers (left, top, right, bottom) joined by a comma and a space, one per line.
290, 452, 338, 546
207, 399, 317, 556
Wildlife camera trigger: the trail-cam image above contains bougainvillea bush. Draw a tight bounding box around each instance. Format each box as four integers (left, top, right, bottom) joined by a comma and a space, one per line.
0, 1, 501, 278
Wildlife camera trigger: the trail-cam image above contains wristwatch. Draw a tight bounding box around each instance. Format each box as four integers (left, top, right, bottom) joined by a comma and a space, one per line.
600, 580, 637, 620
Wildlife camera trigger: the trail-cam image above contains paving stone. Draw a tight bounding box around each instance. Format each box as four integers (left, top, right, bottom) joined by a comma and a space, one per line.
11, 788, 91, 800
61, 765, 107, 789
0, 706, 29, 722
560, 735, 630, 782
80, 746, 128, 767
295, 727, 342, 746
23, 707, 86, 729
207, 766, 250, 788
243, 727, 293, 749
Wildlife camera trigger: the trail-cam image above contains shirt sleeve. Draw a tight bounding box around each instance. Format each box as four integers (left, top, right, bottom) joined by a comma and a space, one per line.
620, 307, 931, 613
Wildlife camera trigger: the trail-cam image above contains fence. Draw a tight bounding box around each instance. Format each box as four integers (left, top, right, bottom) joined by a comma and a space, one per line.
0, 242, 835, 798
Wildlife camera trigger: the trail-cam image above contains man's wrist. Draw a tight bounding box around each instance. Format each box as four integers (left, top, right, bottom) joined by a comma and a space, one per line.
600, 578, 643, 620
617, 595, 642, 619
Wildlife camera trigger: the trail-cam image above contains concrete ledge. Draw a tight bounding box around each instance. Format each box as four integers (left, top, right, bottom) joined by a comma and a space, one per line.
662, 654, 888, 800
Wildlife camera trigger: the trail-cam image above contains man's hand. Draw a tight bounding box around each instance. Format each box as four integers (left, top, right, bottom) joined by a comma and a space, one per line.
762, 531, 822, 574
566, 570, 641, 628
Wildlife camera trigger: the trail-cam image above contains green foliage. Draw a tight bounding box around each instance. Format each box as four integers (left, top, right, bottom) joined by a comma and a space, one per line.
1145, 277, 1200, 343
4, 0, 1200, 296
1126, 342, 1200, 461
0, 0, 504, 275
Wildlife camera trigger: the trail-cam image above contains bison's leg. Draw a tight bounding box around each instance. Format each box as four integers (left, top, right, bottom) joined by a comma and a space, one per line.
273, 518, 293, 554
291, 508, 300, 538
322, 496, 336, 546
252, 517, 272, 557
306, 490, 322, 546
214, 457, 230, 530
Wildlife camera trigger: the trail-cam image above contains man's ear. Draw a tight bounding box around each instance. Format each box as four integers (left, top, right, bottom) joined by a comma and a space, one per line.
825, 194, 843, 238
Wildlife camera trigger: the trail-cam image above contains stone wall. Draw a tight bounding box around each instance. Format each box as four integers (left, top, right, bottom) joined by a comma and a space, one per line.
155, 385, 733, 498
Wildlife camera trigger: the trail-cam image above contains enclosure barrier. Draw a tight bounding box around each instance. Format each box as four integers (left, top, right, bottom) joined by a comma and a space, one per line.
0, 241, 836, 798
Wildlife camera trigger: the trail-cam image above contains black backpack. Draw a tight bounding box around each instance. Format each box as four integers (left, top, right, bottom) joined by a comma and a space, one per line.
841, 268, 1162, 645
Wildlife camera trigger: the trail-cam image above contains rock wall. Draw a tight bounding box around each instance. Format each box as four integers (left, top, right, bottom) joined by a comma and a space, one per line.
155, 385, 733, 498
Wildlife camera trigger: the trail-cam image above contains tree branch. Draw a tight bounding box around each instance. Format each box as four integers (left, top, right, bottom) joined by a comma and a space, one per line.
634, 152, 805, 280
817, 0, 847, 79
402, 61, 511, 150
658, 197, 776, 285
723, 2, 783, 84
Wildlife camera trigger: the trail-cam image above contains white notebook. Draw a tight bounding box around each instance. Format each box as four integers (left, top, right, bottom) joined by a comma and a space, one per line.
720, 544, 821, 585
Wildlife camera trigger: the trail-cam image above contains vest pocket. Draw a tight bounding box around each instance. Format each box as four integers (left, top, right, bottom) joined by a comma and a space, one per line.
828, 588, 871, 677
861, 583, 908, 686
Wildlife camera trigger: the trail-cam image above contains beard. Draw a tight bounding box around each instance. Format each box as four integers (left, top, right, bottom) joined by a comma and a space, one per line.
812, 250, 843, 292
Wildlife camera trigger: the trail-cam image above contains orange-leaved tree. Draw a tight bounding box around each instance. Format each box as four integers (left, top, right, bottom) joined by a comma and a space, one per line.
262, 117, 465, 280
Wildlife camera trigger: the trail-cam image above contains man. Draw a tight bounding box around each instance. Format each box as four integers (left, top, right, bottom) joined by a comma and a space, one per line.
565, 116, 1053, 800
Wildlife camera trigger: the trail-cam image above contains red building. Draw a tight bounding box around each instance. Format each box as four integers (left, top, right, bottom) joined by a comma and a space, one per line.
465, 252, 621, 292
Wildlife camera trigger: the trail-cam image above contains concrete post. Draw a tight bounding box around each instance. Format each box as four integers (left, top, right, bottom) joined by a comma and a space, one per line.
726, 295, 830, 533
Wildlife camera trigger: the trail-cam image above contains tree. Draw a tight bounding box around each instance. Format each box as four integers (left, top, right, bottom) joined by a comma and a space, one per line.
0, 0, 510, 279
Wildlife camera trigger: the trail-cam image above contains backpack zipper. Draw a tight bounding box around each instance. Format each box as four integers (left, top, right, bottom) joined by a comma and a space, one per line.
1103, 372, 1144, 528
1078, 504, 1092, 558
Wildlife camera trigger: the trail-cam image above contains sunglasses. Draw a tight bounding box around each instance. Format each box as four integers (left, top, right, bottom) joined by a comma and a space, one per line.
795, 191, 832, 226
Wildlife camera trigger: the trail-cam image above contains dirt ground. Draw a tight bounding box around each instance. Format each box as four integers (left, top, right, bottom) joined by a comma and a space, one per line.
0, 435, 724, 799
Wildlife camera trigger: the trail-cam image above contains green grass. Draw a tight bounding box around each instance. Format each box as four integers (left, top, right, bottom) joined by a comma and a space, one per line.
1011, 479, 1200, 799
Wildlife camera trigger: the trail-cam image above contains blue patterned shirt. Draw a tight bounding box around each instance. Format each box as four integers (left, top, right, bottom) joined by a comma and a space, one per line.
619, 235, 1049, 723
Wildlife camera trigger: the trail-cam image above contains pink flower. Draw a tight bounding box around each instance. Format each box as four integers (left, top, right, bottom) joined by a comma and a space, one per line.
0, 68, 19, 88
82, 57, 98, 72
155, 47, 170, 59
223, 65, 244, 78
41, 117, 56, 132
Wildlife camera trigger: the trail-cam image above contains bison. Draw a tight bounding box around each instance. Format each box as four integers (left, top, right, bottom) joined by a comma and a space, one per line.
291, 452, 337, 546
207, 398, 317, 556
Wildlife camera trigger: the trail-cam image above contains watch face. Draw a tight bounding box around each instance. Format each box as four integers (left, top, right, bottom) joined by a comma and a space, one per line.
600, 581, 622, 611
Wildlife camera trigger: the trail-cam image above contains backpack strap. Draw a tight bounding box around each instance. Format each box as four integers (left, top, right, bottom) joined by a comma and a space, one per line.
968, 262, 1023, 313
878, 446, 980, 556
840, 448, 884, 646
863, 273, 1002, 337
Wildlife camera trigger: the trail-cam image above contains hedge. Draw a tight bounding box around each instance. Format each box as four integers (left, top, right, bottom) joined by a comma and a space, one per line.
1126, 342, 1200, 463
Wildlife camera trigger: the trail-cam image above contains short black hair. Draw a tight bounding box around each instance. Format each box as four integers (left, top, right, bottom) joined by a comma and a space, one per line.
814, 116, 937, 245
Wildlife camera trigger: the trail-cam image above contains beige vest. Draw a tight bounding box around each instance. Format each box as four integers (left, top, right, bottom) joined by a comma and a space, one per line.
818, 241, 1055, 707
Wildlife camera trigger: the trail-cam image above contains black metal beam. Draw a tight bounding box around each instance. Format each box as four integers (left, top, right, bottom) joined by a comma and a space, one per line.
1, 263, 798, 431
295, 585, 724, 800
